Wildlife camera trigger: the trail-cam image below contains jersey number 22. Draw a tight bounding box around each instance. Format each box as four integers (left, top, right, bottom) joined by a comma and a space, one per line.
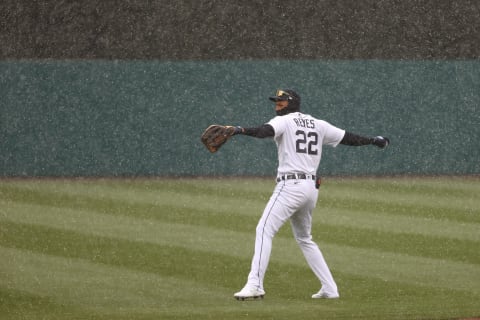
295, 130, 318, 155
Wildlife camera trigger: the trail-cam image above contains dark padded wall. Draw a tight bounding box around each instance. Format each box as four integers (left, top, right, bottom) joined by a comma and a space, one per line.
1, 0, 479, 60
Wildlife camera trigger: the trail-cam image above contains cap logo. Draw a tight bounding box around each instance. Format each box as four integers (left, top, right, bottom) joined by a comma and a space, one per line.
276, 90, 292, 100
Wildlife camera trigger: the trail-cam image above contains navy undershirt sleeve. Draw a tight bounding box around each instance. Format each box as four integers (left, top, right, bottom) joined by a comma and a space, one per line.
340, 131, 373, 146
242, 124, 275, 138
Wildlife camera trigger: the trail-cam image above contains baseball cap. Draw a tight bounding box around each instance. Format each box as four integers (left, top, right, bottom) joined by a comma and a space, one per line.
269, 89, 300, 104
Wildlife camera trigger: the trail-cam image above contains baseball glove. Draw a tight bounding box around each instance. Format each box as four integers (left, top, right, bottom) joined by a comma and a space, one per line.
200, 125, 236, 153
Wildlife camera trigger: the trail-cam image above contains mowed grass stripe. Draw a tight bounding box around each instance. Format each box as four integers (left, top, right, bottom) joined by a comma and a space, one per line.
2, 198, 477, 268
0, 287, 97, 320
2, 223, 478, 320
2, 178, 477, 236
0, 246, 232, 315
0, 181, 268, 218
3, 184, 476, 242
321, 177, 479, 222
2, 178, 479, 265
0, 244, 384, 320
92, 176, 480, 217
320, 196, 479, 224
0, 177, 274, 204
1, 201, 479, 293
316, 207, 479, 242
324, 176, 480, 194
2, 182, 480, 248
319, 188, 479, 223
0, 185, 262, 233
330, 176, 480, 195
0, 226, 343, 319
0, 201, 285, 262
3, 177, 478, 226
1, 183, 478, 266
0, 221, 332, 304
312, 225, 480, 265
321, 186, 477, 210
0, 221, 249, 290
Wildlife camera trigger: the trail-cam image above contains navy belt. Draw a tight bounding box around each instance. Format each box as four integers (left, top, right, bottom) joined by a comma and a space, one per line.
276, 174, 316, 183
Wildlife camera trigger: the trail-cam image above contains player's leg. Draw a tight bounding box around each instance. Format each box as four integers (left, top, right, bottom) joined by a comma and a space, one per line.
290, 188, 339, 298
235, 181, 294, 299
247, 182, 293, 289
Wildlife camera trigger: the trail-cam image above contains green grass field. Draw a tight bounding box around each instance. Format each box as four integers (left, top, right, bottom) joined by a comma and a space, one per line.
1, 176, 479, 320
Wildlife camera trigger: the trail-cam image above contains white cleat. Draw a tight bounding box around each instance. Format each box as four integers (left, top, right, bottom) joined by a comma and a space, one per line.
312, 289, 339, 299
234, 286, 265, 301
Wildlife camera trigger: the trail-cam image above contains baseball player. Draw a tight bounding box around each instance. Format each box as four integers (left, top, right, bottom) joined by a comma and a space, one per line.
228, 89, 389, 300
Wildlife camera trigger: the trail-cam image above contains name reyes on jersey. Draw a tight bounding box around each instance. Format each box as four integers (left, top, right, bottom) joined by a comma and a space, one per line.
293, 118, 315, 129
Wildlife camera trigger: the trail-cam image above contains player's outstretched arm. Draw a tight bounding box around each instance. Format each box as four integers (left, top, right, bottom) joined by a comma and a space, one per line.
232, 124, 275, 139
340, 131, 390, 149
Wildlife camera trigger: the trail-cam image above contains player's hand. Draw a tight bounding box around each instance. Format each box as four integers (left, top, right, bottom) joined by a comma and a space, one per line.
372, 136, 390, 149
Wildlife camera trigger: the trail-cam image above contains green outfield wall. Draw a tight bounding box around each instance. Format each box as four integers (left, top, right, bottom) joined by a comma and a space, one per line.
1, 60, 478, 177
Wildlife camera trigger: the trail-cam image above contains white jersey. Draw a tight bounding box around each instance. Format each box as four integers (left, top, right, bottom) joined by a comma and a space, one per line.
267, 112, 345, 176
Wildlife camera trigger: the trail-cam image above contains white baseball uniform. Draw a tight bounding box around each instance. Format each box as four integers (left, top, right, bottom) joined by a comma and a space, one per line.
245, 111, 345, 296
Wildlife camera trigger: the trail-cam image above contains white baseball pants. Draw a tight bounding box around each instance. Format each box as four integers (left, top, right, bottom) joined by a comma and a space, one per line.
245, 178, 338, 295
